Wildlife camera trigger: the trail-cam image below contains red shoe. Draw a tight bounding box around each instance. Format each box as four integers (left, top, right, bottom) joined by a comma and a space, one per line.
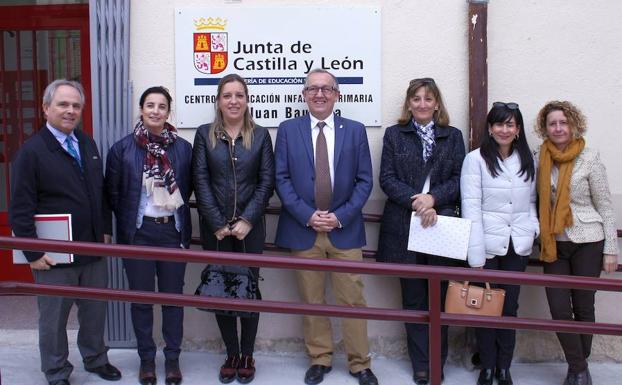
219, 354, 239, 384
237, 355, 256, 384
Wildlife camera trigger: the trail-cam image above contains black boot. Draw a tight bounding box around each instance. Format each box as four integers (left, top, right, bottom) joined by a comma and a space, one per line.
496, 368, 513, 385
477, 369, 493, 385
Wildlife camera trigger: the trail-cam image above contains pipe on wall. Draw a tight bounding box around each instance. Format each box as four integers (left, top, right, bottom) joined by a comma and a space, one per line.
468, 0, 488, 151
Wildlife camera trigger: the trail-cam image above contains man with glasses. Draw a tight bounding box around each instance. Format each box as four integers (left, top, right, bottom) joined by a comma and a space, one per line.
274, 69, 377, 385
9, 79, 121, 385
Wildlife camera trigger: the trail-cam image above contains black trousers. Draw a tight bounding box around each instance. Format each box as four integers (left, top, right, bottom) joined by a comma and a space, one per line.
475, 242, 529, 370
400, 253, 465, 372
202, 220, 265, 356
544, 240, 604, 374
124, 220, 186, 361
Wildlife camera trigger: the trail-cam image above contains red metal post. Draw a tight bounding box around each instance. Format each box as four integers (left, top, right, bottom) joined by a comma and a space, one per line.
0, 32, 8, 200
428, 277, 442, 385
15, 31, 23, 147
31, 30, 40, 132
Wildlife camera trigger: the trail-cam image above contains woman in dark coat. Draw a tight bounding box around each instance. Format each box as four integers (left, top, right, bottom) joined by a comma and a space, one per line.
376, 78, 466, 385
106, 86, 192, 385
192, 73, 275, 384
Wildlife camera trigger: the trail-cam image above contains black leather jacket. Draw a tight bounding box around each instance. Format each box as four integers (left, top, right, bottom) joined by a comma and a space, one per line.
192, 123, 275, 233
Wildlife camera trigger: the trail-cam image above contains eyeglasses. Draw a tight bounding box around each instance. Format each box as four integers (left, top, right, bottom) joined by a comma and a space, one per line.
410, 77, 436, 85
493, 101, 519, 110
304, 86, 337, 96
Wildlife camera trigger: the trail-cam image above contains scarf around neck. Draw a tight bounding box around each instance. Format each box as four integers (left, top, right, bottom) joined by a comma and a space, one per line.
537, 137, 585, 262
414, 119, 435, 162
133, 119, 184, 211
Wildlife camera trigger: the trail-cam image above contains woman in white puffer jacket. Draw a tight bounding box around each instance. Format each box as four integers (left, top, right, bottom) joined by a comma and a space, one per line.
460, 102, 538, 385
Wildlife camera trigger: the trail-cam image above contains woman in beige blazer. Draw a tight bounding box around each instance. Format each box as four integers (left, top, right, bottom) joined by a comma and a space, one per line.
535, 100, 619, 385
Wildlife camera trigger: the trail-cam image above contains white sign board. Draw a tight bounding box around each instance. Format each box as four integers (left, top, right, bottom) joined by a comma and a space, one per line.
175, 6, 381, 127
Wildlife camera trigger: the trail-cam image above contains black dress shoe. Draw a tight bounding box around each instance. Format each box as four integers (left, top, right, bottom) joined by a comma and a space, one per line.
496, 368, 513, 385
139, 360, 157, 385
304, 365, 332, 385
413, 370, 444, 385
350, 368, 379, 385
563, 371, 573, 385
477, 368, 493, 385
414, 370, 429, 385
86, 363, 122, 381
165, 358, 183, 385
574, 369, 593, 385
49, 380, 70, 385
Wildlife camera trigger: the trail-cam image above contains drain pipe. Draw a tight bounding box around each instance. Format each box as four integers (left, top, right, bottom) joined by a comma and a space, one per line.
468, 0, 488, 151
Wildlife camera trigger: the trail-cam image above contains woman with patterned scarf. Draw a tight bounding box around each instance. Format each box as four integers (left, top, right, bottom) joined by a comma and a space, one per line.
535, 100, 619, 385
376, 78, 466, 385
106, 86, 193, 385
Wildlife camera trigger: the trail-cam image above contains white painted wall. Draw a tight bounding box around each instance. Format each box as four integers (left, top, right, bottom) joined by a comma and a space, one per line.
129, 0, 622, 359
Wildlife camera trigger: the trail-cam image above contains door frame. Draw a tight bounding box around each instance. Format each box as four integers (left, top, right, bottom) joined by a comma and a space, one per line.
0, 4, 91, 281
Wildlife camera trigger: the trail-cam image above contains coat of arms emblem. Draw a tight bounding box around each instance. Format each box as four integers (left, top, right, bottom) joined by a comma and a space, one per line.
193, 18, 228, 74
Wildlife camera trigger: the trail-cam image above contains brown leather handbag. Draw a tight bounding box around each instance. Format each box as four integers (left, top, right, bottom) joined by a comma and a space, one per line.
445, 281, 506, 316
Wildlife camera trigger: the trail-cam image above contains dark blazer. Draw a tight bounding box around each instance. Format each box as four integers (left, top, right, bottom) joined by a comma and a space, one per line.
376, 121, 466, 263
274, 114, 373, 250
105, 133, 193, 248
192, 124, 275, 235
9, 126, 111, 264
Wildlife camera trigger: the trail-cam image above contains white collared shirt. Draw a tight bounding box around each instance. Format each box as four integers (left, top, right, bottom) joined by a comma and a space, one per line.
46, 123, 81, 163
310, 113, 336, 187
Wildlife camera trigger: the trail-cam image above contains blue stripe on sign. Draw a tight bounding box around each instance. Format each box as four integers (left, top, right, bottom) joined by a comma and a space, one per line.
194, 76, 364, 86
335, 77, 363, 84
194, 78, 221, 86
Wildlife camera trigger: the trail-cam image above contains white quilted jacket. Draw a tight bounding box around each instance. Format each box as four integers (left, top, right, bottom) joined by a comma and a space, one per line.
461, 149, 539, 267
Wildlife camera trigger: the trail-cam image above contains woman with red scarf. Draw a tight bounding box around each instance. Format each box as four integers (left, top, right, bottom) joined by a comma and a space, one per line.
106, 86, 193, 385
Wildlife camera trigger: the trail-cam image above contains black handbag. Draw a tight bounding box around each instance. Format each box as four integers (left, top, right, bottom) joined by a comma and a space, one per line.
195, 264, 260, 318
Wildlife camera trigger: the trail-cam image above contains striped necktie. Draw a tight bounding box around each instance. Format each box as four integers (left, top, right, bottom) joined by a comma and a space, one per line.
65, 137, 82, 172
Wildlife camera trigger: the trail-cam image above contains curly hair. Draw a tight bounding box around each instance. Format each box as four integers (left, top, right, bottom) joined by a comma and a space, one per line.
535, 100, 587, 139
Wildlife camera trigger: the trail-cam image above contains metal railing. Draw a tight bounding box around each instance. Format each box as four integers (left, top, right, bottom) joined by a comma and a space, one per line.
196, 203, 622, 270
1, 235, 622, 385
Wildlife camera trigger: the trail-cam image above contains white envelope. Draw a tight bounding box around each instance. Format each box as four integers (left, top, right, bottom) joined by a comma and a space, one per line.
407, 213, 471, 260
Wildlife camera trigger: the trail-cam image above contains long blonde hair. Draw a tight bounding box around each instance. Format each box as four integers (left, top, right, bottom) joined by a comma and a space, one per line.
209, 74, 255, 149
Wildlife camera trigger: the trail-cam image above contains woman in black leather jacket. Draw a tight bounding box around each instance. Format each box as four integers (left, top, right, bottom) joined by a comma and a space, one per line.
192, 73, 274, 384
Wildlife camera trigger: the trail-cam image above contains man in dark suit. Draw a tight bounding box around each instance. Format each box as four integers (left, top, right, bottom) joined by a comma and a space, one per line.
274, 69, 377, 385
9, 79, 121, 385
